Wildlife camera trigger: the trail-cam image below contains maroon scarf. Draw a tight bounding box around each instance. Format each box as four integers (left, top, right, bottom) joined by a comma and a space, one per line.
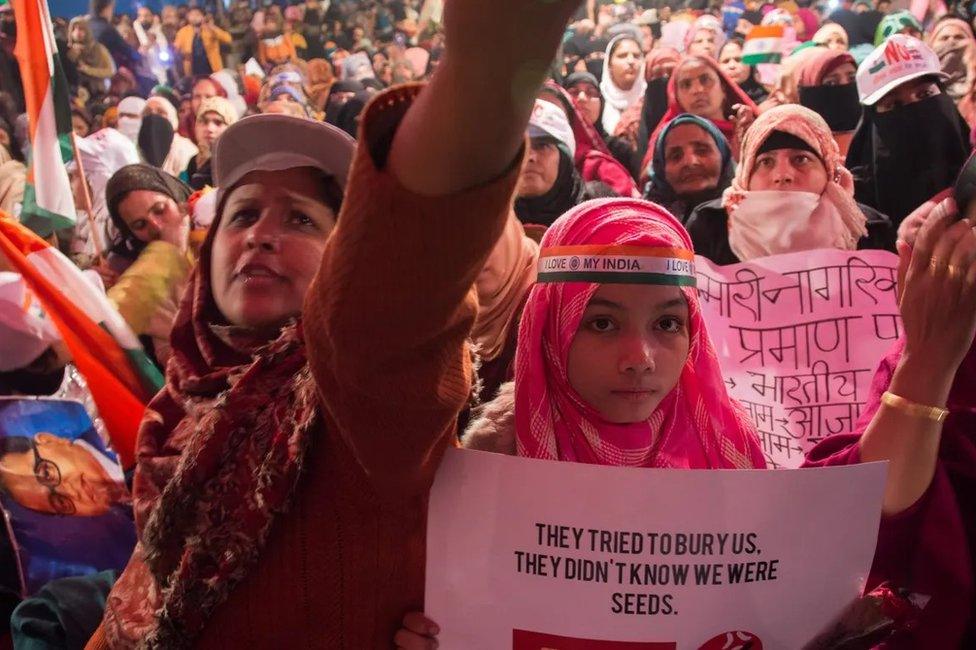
101, 212, 320, 648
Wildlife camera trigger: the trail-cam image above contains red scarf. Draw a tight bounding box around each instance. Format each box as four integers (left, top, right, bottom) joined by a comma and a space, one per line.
101, 214, 320, 648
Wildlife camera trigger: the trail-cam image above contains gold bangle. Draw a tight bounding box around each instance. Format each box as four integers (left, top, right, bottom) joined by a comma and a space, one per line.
881, 391, 949, 424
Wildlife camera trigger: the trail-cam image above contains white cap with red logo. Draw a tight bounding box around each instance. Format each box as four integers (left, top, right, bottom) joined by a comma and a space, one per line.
856, 34, 947, 106
527, 99, 577, 159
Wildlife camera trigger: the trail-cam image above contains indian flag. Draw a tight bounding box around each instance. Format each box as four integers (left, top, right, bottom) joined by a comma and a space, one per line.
743, 25, 785, 65
0, 215, 164, 468
11, 0, 76, 236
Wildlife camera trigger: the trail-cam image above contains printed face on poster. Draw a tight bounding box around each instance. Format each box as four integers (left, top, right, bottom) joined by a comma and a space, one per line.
695, 250, 900, 468
0, 398, 136, 595
426, 448, 886, 649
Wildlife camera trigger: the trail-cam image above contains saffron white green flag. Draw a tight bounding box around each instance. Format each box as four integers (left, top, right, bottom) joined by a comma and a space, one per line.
12, 0, 76, 236
743, 25, 785, 65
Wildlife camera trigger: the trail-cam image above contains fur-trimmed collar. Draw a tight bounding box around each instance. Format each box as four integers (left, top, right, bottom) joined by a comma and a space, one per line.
460, 381, 517, 456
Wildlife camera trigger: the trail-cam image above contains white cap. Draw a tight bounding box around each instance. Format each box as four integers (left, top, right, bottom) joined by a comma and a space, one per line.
213, 113, 356, 196
0, 273, 60, 372
856, 34, 947, 106
527, 99, 577, 159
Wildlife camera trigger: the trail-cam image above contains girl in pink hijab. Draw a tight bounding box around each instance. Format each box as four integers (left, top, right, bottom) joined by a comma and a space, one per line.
462, 198, 765, 469
397, 199, 765, 643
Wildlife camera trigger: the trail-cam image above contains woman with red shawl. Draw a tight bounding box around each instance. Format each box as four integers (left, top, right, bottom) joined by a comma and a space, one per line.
82, 0, 584, 646
805, 192, 976, 647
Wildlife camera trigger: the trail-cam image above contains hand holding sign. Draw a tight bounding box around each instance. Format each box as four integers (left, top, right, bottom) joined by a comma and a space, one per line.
394, 612, 440, 649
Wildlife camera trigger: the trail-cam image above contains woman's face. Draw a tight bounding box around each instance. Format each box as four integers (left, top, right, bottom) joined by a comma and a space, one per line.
211, 167, 338, 332
688, 28, 719, 59
70, 25, 87, 44
609, 39, 643, 91
71, 114, 90, 138
144, 98, 173, 121
567, 283, 690, 424
875, 77, 942, 113
718, 42, 749, 85
194, 111, 229, 150
934, 24, 970, 50
822, 31, 848, 51
518, 140, 561, 198
675, 61, 725, 121
567, 81, 602, 125
749, 148, 828, 194
821, 62, 856, 86
191, 79, 219, 115
663, 123, 723, 196
117, 190, 183, 243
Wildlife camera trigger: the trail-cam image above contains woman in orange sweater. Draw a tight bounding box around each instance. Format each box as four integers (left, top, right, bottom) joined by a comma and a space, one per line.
85, 0, 582, 647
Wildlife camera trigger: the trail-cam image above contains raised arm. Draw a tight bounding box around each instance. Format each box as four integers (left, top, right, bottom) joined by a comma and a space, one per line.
388, 0, 581, 195
859, 200, 976, 514
305, 1, 583, 500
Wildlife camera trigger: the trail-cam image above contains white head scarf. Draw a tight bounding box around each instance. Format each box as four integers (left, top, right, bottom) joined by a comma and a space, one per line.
116, 96, 147, 143
146, 96, 178, 130
70, 128, 141, 258
599, 35, 648, 135
0, 272, 60, 371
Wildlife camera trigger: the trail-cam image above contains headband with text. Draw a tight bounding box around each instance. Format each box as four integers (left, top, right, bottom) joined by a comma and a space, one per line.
537, 245, 697, 287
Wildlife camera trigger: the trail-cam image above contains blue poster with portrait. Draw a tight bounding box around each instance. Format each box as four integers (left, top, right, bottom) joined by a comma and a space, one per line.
0, 398, 136, 596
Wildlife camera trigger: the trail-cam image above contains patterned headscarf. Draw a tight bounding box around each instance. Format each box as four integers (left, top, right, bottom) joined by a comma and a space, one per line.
723, 104, 867, 253
514, 198, 764, 469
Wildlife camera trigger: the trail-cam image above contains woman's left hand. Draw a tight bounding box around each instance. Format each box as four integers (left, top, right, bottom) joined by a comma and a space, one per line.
394, 612, 440, 649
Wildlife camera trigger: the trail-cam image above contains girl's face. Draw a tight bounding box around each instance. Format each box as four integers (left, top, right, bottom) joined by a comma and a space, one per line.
567, 283, 690, 424
609, 39, 643, 91
718, 42, 749, 85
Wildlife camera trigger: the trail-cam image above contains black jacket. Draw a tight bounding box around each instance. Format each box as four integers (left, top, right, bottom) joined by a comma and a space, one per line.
684, 197, 897, 266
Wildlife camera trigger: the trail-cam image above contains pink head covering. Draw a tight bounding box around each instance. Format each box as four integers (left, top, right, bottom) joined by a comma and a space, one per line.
514, 198, 765, 469
796, 48, 856, 87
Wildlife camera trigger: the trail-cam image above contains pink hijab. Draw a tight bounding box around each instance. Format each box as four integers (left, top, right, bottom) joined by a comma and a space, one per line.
514, 198, 765, 469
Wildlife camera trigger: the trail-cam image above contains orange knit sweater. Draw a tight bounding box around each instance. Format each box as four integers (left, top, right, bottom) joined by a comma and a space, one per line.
85, 85, 519, 648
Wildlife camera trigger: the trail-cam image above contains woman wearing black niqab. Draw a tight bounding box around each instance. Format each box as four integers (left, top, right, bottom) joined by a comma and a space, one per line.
847, 37, 971, 226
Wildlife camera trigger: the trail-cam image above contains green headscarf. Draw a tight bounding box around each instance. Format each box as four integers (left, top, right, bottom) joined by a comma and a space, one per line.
875, 11, 923, 46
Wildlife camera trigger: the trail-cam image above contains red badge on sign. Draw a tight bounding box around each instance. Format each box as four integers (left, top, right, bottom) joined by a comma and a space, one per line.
697, 630, 764, 650
513, 629, 677, 649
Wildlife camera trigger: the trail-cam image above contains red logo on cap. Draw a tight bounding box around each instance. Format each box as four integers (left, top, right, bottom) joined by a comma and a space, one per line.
883, 39, 922, 65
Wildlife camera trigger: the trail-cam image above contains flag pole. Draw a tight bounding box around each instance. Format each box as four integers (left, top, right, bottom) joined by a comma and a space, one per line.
70, 132, 105, 259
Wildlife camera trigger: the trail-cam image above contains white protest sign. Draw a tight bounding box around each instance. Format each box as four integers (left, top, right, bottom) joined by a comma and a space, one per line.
426, 448, 886, 649
696, 250, 900, 469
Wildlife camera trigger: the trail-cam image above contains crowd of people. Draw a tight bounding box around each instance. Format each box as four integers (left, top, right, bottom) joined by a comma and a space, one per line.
0, 0, 975, 646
